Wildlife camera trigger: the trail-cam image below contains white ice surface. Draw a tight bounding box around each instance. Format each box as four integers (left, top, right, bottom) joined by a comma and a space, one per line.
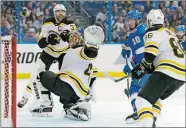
2, 78, 186, 127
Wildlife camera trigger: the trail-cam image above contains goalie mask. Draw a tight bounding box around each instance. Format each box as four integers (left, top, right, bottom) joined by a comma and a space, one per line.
53, 4, 66, 23
84, 25, 105, 51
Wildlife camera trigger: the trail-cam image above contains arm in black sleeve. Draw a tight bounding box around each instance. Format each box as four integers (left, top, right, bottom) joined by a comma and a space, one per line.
38, 38, 48, 49
83, 47, 98, 59
144, 52, 156, 64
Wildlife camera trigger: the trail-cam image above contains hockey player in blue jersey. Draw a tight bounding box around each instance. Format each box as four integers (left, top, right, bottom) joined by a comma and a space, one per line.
121, 10, 151, 123
176, 25, 186, 51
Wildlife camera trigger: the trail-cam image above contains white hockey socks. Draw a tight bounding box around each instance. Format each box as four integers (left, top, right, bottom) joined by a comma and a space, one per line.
135, 96, 153, 127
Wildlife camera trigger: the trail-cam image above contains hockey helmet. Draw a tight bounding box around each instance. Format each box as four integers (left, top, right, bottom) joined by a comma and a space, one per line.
146, 9, 164, 28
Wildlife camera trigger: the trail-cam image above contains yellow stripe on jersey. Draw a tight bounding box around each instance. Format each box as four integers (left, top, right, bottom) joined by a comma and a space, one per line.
156, 66, 185, 76
46, 46, 69, 55
43, 22, 53, 26
158, 60, 186, 69
25, 84, 32, 93
92, 67, 98, 77
156, 60, 186, 76
145, 48, 158, 55
47, 45, 69, 52
144, 42, 159, 56
145, 42, 159, 47
78, 48, 95, 60
63, 71, 89, 93
59, 74, 87, 96
158, 27, 167, 31
59, 23, 65, 26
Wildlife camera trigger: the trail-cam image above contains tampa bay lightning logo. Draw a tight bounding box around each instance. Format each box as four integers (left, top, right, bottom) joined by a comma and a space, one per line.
136, 70, 142, 76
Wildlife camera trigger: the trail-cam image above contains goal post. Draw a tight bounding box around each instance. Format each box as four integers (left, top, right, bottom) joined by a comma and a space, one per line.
1, 35, 17, 127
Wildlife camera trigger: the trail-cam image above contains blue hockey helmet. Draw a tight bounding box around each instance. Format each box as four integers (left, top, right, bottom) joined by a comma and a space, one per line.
127, 10, 142, 20
176, 25, 185, 33
176, 25, 185, 40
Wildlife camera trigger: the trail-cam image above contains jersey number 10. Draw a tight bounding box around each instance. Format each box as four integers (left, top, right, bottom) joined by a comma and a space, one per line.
132, 36, 141, 45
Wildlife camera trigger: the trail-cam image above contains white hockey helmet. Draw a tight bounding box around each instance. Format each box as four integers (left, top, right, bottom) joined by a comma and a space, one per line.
146, 9, 164, 28
53, 4, 66, 13
84, 25, 104, 50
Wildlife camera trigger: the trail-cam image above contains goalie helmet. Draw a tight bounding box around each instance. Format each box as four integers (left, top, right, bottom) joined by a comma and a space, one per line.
84, 25, 104, 50
146, 9, 164, 28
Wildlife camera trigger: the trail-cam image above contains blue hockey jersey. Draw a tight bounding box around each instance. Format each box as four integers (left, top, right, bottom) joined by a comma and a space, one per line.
181, 38, 186, 51
122, 24, 147, 64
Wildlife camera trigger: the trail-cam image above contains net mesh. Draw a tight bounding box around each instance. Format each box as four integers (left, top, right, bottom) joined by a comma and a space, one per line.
1, 35, 16, 127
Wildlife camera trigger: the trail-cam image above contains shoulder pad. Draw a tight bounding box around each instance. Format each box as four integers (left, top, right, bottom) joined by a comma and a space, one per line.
43, 17, 55, 25
62, 17, 74, 24
144, 25, 164, 35
136, 24, 147, 34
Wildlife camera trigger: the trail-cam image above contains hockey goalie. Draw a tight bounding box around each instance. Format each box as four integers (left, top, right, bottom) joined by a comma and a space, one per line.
28, 25, 104, 121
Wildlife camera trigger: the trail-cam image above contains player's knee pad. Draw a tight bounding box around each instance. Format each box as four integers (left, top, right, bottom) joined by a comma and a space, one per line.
152, 99, 162, 118
136, 96, 153, 127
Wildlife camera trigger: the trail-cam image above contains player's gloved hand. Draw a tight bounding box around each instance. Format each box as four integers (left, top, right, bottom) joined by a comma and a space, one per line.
121, 44, 131, 58
123, 60, 135, 74
47, 32, 60, 45
131, 58, 153, 79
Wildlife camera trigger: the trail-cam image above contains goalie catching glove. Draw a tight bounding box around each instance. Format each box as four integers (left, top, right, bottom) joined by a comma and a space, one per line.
60, 24, 85, 47
68, 32, 84, 47
131, 58, 155, 79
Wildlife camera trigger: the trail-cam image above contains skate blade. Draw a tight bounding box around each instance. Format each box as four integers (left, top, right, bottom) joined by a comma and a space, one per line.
31, 112, 52, 117
125, 118, 139, 124
64, 114, 89, 121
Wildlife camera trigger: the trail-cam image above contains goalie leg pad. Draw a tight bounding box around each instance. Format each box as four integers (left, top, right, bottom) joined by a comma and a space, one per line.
28, 75, 54, 117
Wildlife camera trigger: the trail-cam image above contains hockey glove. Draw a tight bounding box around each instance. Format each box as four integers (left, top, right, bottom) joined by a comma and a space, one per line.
47, 31, 61, 45
131, 58, 154, 79
123, 60, 135, 74
121, 44, 131, 58
68, 32, 84, 47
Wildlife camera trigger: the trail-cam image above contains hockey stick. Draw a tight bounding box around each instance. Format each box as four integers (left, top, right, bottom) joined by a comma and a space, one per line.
102, 72, 131, 83
124, 56, 130, 99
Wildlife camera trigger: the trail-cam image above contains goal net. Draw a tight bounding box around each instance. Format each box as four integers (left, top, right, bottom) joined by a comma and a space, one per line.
1, 35, 17, 127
